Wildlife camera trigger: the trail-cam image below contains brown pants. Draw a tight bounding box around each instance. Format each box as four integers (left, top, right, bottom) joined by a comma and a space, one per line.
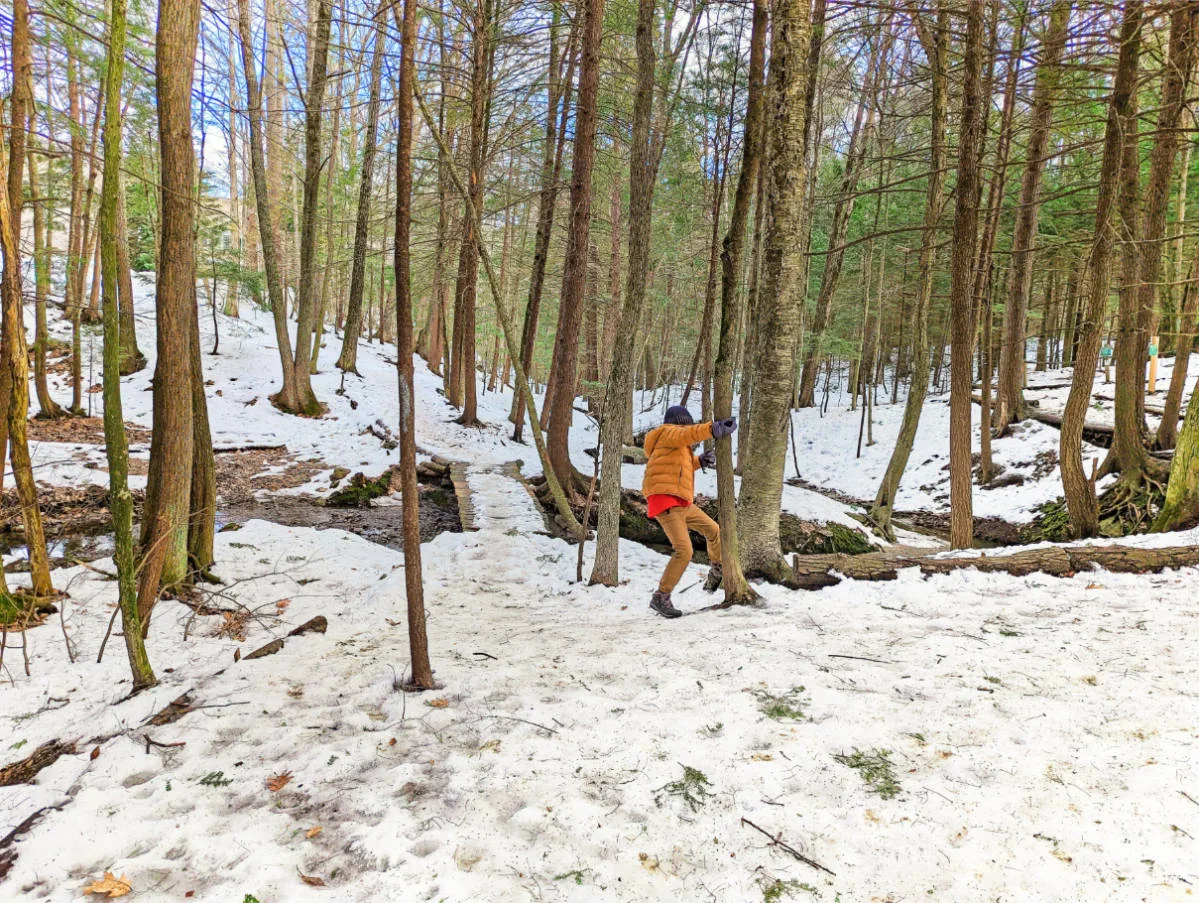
655, 504, 722, 593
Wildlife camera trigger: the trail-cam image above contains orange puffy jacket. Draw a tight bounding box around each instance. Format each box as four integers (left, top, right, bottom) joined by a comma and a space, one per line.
641, 421, 714, 503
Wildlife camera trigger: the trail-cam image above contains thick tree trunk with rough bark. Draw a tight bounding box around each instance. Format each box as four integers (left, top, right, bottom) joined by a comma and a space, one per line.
139, 0, 202, 621
712, 0, 767, 606
947, 0, 986, 549
737, 0, 811, 584
545, 0, 605, 490
1061, 1, 1141, 539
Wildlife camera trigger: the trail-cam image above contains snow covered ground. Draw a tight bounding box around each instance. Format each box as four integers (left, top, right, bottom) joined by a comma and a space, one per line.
3, 286, 1199, 901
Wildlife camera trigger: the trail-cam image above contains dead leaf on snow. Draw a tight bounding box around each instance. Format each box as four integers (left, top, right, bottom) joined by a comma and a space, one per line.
306, 826, 323, 839
299, 871, 326, 887
478, 739, 502, 753
84, 872, 132, 898
276, 598, 291, 612
750, 752, 773, 761
266, 771, 293, 792
425, 697, 450, 709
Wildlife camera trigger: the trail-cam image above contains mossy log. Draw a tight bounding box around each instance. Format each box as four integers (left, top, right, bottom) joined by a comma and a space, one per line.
326, 470, 394, 507
790, 544, 1199, 590
605, 489, 875, 556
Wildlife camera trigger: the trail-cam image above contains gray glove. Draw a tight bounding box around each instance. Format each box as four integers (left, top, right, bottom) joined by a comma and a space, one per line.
710, 417, 738, 439
698, 450, 716, 469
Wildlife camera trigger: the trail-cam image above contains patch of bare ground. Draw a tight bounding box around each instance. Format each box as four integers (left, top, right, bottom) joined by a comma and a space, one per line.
27, 415, 152, 445
215, 449, 326, 506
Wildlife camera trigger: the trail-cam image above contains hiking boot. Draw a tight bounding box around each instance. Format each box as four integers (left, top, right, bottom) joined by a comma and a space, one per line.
703, 565, 723, 593
650, 591, 682, 619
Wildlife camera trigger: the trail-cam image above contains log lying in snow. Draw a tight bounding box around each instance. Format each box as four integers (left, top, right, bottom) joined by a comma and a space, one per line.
970, 395, 1114, 447
791, 544, 1199, 589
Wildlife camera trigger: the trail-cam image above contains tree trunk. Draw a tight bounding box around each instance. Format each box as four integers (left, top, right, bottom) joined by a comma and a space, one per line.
26, 136, 66, 417
1140, 7, 1198, 452
589, 0, 661, 587
288, 0, 331, 415
337, 7, 385, 375
512, 10, 576, 437
1061, 1, 1141, 538
796, 9, 888, 408
1159, 248, 1199, 451
737, 0, 811, 583
544, 0, 604, 489
395, 0, 435, 689
236, 0, 298, 410
972, 2, 1025, 479
115, 178, 145, 373
139, 0, 201, 621
713, 0, 767, 606
0, 0, 54, 600
415, 88, 582, 537
946, 0, 986, 550
994, 0, 1070, 431
100, 0, 155, 687
869, 6, 948, 540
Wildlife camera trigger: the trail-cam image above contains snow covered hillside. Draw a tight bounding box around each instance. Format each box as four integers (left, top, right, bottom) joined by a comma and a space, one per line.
2, 289, 1198, 902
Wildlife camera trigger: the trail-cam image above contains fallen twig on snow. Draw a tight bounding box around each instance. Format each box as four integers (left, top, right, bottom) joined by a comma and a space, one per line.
740, 817, 835, 876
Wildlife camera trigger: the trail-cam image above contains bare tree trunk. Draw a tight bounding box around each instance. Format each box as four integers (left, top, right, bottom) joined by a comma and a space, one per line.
1159, 249, 1199, 451
139, 0, 202, 622
947, 0, 986, 550
796, 10, 888, 408
713, 0, 766, 606
236, 0, 298, 410
0, 0, 54, 600
1140, 7, 1198, 453
545, 0, 605, 489
870, 6, 947, 540
26, 133, 66, 417
972, 2, 1025, 479
589, 0, 661, 586
1061, 0, 1141, 539
737, 0, 811, 583
336, 8, 386, 376
288, 0, 332, 414
994, 0, 1070, 431
100, 0, 155, 687
512, 11, 576, 437
394, 0, 435, 689
115, 178, 145, 373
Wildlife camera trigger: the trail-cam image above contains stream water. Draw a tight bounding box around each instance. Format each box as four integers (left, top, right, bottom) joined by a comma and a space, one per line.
0, 488, 462, 571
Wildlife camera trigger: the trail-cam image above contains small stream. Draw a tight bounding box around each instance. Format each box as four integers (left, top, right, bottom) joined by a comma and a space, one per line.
1, 487, 462, 571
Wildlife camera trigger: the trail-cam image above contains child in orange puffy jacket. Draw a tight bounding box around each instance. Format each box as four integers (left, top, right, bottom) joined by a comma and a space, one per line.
641, 405, 738, 618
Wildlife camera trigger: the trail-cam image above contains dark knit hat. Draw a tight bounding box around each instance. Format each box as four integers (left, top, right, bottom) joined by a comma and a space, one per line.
665, 405, 695, 426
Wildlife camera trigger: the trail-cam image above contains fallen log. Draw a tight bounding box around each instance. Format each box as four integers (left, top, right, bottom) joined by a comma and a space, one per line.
970, 395, 1114, 447
791, 544, 1199, 590
0, 739, 77, 787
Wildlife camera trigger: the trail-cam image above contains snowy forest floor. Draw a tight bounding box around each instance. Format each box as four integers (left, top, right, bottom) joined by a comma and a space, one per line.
2, 280, 1198, 902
